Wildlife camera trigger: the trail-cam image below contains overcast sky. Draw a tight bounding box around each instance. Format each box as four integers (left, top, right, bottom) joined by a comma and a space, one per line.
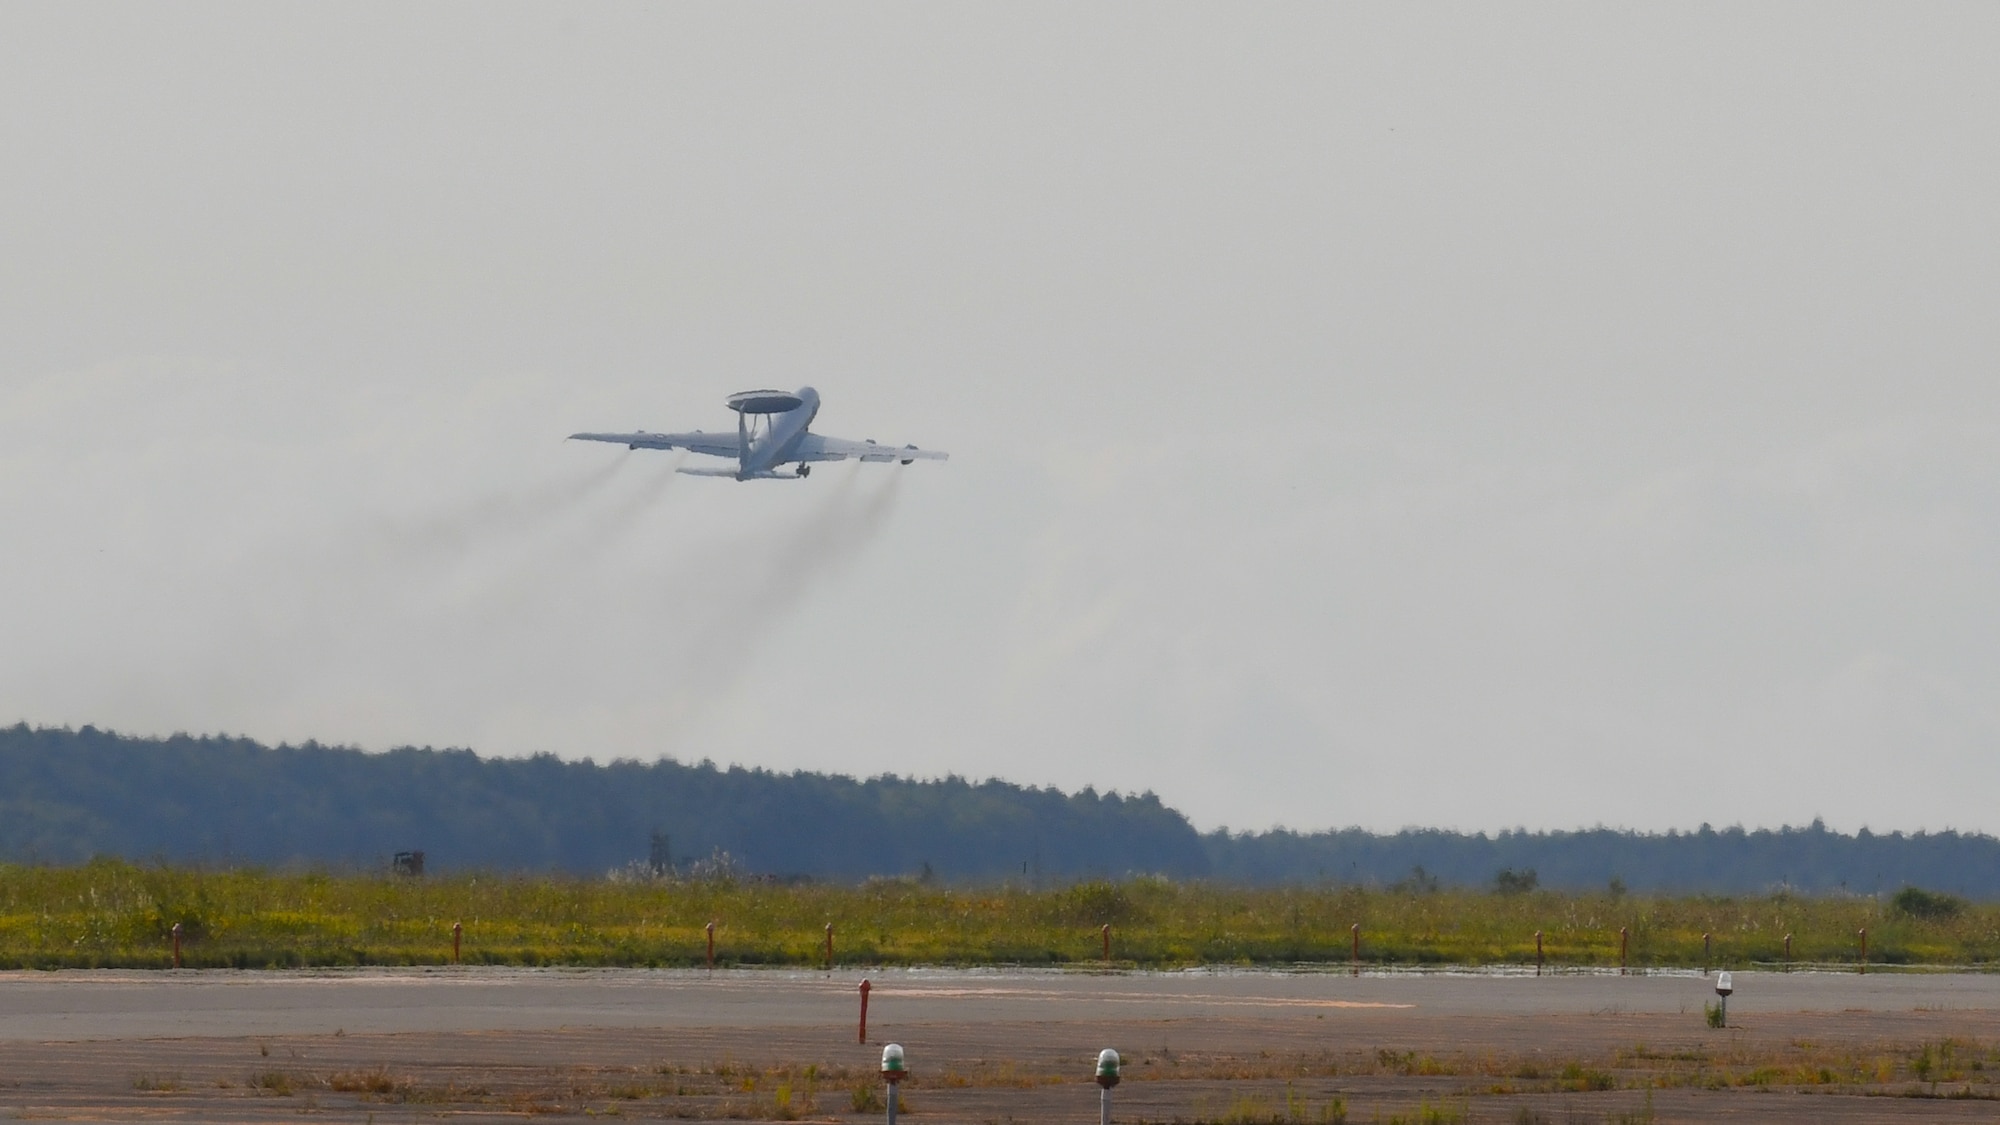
3, 4, 1997, 835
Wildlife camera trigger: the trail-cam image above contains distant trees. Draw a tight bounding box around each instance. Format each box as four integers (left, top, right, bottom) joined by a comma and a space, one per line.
0, 725, 1206, 880
1202, 820, 2000, 896
3, 725, 1999, 895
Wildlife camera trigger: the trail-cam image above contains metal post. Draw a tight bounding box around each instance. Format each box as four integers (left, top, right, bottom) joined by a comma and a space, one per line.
452, 921, 461, 965
1702, 932, 1710, 972
1783, 932, 1792, 966
171, 922, 182, 969
1102, 923, 1111, 963
1619, 927, 1628, 975
1101, 1084, 1111, 1125
1351, 923, 1360, 978
1858, 928, 1867, 974
858, 979, 871, 1044
706, 921, 715, 969
1535, 930, 1543, 977
825, 923, 834, 971
886, 1082, 897, 1125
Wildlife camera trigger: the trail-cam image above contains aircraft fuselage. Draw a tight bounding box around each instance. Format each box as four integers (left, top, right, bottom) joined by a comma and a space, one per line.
739, 386, 822, 478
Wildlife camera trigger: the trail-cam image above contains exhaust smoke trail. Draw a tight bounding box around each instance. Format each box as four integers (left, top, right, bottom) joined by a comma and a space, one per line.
442, 455, 686, 616
366, 456, 627, 563
648, 466, 906, 713
150, 455, 651, 729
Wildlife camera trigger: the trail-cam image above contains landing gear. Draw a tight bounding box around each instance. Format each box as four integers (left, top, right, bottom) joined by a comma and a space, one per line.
798, 464, 811, 478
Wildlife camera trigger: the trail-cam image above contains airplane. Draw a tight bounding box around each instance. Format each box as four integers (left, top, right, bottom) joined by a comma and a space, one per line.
568, 387, 947, 481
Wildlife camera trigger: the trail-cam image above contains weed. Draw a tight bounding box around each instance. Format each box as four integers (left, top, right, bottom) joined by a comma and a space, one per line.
1191, 1088, 1346, 1124
1557, 1063, 1615, 1092
132, 1072, 183, 1092
328, 1068, 402, 1096
1382, 1098, 1467, 1124
1608, 1089, 1657, 1124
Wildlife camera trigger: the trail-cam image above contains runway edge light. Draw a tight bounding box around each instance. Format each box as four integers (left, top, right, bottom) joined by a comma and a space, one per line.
881, 1044, 906, 1125
1096, 1049, 1120, 1125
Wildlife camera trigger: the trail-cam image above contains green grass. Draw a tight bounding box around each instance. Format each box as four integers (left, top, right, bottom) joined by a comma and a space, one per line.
0, 859, 1993, 970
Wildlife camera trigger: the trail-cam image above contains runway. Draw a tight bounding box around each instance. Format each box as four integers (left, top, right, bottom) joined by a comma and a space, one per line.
1, 968, 1996, 1122
0, 965, 1991, 1041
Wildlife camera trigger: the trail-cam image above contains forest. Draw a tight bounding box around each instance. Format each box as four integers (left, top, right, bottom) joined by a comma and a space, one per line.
0, 724, 1992, 896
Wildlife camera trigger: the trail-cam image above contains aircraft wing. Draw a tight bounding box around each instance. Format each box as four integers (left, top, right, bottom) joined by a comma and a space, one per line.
568, 430, 739, 458
798, 434, 949, 464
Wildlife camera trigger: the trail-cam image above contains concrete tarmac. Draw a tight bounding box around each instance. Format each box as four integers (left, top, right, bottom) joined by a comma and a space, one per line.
3, 968, 1998, 1122
0, 965, 1992, 1041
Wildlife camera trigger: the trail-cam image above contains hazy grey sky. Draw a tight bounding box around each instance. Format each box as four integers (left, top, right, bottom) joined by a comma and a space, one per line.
3, 4, 1997, 834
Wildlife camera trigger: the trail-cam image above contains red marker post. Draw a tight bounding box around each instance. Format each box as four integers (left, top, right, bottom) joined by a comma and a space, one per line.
1858, 928, 1867, 974
858, 979, 872, 1043
824, 923, 835, 971
171, 922, 182, 969
1534, 930, 1544, 977
1619, 927, 1628, 975
1351, 923, 1360, 978
706, 921, 716, 970
452, 921, 462, 965
1101, 924, 1111, 963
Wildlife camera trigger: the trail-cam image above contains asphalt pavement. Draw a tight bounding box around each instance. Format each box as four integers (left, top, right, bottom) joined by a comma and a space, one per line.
0, 966, 1990, 1042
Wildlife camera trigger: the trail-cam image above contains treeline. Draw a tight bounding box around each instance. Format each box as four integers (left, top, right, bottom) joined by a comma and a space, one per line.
0, 725, 1201, 880
1211, 824, 2000, 896
1, 724, 1995, 895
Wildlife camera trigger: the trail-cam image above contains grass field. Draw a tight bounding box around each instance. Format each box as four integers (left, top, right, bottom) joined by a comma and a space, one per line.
0, 860, 1990, 970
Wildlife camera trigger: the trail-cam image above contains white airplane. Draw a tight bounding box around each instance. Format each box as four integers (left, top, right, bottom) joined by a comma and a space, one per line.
569, 387, 947, 481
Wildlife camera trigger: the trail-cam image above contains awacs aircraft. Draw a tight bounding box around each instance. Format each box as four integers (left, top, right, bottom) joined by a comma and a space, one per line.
569, 387, 947, 481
